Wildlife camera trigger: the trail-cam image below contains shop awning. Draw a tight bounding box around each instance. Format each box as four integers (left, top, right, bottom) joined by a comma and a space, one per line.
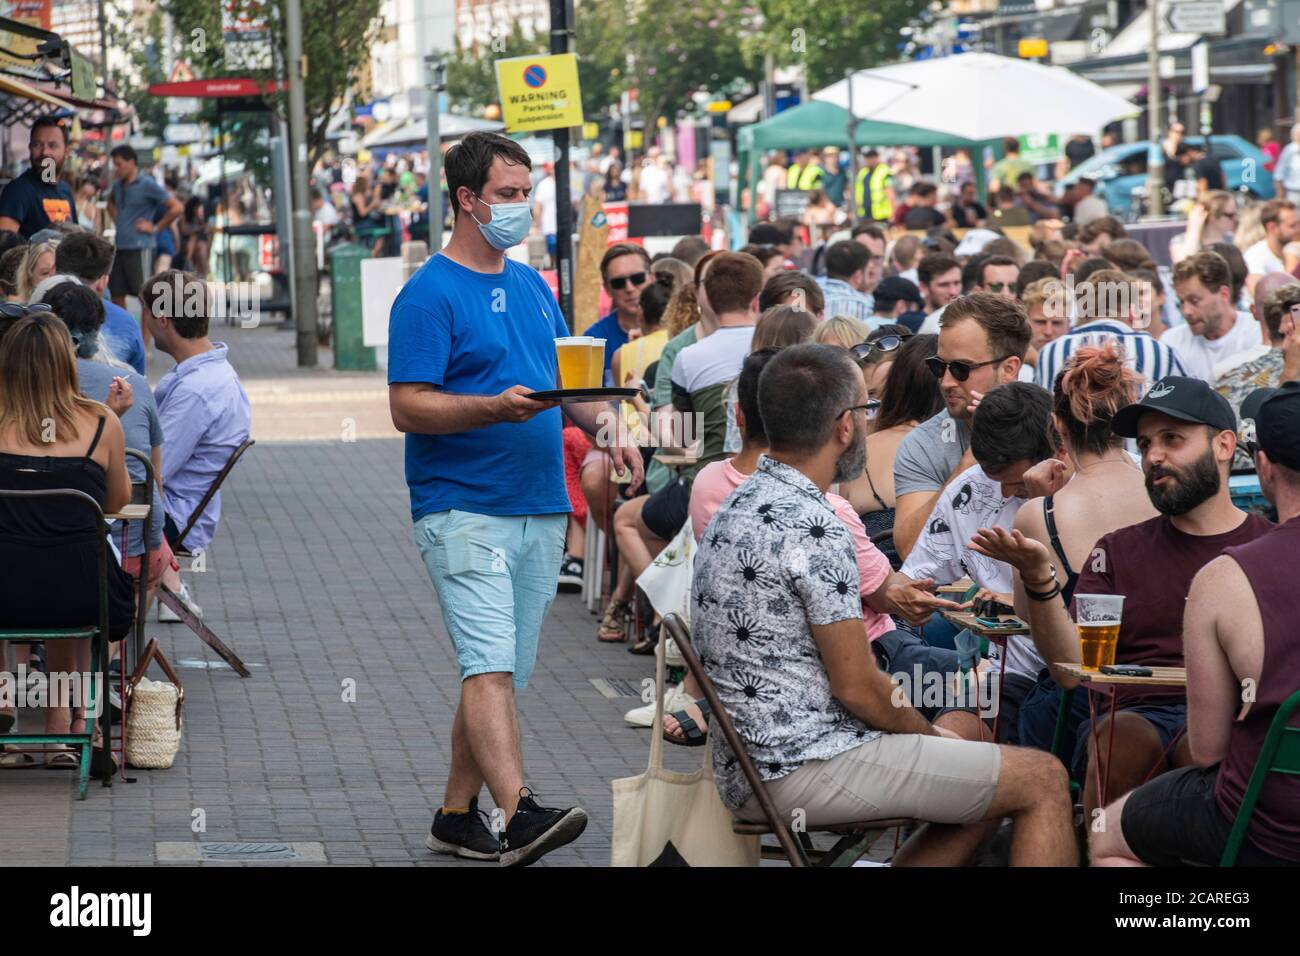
0, 71, 75, 126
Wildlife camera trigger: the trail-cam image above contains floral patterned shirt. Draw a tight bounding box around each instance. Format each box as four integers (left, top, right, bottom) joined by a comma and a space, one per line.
691, 455, 879, 810
1215, 347, 1284, 471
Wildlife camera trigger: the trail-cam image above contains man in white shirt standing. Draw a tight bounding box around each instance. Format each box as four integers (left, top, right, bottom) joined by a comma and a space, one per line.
1243, 198, 1300, 276
1167, 251, 1264, 382
636, 149, 671, 205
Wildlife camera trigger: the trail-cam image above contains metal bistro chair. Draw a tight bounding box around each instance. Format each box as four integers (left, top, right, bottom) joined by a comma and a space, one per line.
0, 488, 113, 799
663, 613, 913, 867
1220, 687, 1300, 867
155, 439, 254, 677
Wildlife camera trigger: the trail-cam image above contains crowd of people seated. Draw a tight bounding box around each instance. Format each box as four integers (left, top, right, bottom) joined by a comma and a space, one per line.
570, 208, 1300, 866
0, 230, 251, 772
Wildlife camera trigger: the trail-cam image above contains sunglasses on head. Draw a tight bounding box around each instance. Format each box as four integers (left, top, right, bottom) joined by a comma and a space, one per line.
608, 272, 648, 291
0, 302, 53, 318
925, 354, 1010, 382
850, 333, 911, 361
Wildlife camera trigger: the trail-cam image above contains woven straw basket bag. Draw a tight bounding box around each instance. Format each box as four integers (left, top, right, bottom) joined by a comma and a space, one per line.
125, 639, 185, 769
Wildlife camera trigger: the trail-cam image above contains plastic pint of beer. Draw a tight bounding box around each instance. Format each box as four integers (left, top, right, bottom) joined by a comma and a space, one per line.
1075, 593, 1124, 669
587, 338, 607, 388
556, 336, 599, 389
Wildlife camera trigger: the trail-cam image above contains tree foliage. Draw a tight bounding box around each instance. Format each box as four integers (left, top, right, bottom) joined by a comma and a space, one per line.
161, 0, 383, 167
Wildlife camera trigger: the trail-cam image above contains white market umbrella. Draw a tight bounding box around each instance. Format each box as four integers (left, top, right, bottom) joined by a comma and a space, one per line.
814, 52, 1138, 142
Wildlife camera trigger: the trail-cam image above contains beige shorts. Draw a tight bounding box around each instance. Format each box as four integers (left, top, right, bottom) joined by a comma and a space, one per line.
737, 733, 1002, 828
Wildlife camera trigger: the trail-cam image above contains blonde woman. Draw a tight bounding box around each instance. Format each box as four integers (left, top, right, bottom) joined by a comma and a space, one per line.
16, 239, 57, 301
1171, 190, 1238, 263
813, 314, 870, 348
0, 311, 133, 770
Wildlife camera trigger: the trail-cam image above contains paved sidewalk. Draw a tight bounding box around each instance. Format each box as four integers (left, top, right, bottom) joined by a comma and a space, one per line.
2, 321, 706, 866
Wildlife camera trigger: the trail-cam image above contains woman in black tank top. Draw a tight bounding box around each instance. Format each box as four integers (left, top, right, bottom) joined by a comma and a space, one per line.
0, 312, 135, 755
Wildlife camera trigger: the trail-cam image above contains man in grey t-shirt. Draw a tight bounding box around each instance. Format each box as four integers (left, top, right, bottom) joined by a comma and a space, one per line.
107, 144, 181, 307
892, 293, 1030, 559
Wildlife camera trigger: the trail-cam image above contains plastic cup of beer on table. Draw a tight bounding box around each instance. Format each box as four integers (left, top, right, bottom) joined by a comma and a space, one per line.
556, 336, 599, 390
1075, 594, 1124, 670
587, 338, 606, 388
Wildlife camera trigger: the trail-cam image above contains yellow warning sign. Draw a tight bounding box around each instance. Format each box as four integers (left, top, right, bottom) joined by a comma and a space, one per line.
495, 53, 584, 134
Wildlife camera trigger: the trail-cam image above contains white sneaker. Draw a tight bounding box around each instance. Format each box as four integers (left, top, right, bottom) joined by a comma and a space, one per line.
623, 682, 694, 728
663, 637, 685, 669
159, 581, 203, 622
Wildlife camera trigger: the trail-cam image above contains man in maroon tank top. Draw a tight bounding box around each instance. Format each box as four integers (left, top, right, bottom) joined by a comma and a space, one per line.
1092, 382, 1300, 866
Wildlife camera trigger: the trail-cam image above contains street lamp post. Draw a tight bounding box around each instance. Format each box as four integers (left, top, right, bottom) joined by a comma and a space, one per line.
550, 0, 575, 327
1147, 0, 1165, 217
286, 0, 319, 366
425, 56, 447, 253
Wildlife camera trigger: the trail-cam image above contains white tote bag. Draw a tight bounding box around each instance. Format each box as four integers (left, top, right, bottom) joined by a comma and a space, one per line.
611, 639, 760, 867
635, 518, 695, 626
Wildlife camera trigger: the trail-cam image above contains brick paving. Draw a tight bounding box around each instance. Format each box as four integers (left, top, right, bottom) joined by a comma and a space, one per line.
2, 320, 713, 866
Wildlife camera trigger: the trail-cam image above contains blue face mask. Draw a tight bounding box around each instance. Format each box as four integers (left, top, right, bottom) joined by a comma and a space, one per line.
472, 193, 532, 250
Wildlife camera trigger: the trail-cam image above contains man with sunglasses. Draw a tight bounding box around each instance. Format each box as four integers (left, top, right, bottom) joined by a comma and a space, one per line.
972, 255, 1019, 301
892, 293, 1031, 560
583, 243, 652, 379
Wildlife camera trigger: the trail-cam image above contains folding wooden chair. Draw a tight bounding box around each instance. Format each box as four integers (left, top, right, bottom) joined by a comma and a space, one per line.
1220, 687, 1300, 867
0, 488, 113, 799
663, 614, 912, 867
156, 439, 254, 677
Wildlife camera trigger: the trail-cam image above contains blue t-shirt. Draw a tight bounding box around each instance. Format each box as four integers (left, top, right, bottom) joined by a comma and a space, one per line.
388, 254, 572, 521
101, 298, 147, 375
584, 311, 629, 375
0, 168, 75, 239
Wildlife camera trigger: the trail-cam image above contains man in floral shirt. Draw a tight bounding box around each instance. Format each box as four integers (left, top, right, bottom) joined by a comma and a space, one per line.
692, 344, 1076, 865
1215, 277, 1300, 470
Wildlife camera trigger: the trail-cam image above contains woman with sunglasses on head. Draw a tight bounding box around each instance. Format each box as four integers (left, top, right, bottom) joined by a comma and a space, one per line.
840, 334, 943, 569
852, 324, 913, 404
0, 309, 134, 771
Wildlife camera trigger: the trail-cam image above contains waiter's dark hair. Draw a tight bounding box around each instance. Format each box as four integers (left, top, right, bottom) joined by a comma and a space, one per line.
30, 115, 68, 145
444, 131, 532, 220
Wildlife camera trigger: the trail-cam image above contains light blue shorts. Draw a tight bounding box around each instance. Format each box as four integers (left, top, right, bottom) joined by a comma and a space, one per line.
414, 509, 567, 689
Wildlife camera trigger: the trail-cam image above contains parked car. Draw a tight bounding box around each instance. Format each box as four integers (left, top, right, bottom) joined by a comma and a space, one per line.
1056, 135, 1275, 218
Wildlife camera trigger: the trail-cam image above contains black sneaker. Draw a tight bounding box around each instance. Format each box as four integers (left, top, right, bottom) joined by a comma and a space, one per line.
426, 797, 501, 861
557, 555, 583, 593
499, 788, 588, 867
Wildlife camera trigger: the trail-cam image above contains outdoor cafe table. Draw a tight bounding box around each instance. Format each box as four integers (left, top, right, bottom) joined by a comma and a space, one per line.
939, 606, 1030, 741
1054, 662, 1189, 812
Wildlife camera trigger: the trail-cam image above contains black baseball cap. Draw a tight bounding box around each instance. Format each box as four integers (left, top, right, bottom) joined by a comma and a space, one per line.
1241, 381, 1300, 469
874, 275, 923, 308
1111, 375, 1237, 439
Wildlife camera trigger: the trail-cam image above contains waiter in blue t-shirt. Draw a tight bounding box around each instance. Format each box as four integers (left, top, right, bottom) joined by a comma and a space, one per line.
388, 131, 642, 867
0, 116, 77, 239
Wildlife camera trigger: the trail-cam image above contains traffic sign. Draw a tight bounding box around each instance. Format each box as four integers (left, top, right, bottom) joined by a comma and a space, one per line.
1191, 42, 1210, 93
1018, 38, 1049, 59
495, 53, 584, 133
1163, 0, 1226, 35
164, 123, 204, 145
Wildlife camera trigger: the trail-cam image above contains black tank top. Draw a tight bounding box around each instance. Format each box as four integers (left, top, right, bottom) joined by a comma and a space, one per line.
0, 416, 135, 640
1043, 495, 1079, 605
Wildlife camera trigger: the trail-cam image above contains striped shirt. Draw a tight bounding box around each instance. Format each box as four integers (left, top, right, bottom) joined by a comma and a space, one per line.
1033, 320, 1187, 395
817, 277, 876, 325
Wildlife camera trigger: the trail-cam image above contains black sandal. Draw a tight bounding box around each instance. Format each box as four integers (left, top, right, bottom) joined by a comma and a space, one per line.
663, 700, 711, 747
628, 620, 660, 655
